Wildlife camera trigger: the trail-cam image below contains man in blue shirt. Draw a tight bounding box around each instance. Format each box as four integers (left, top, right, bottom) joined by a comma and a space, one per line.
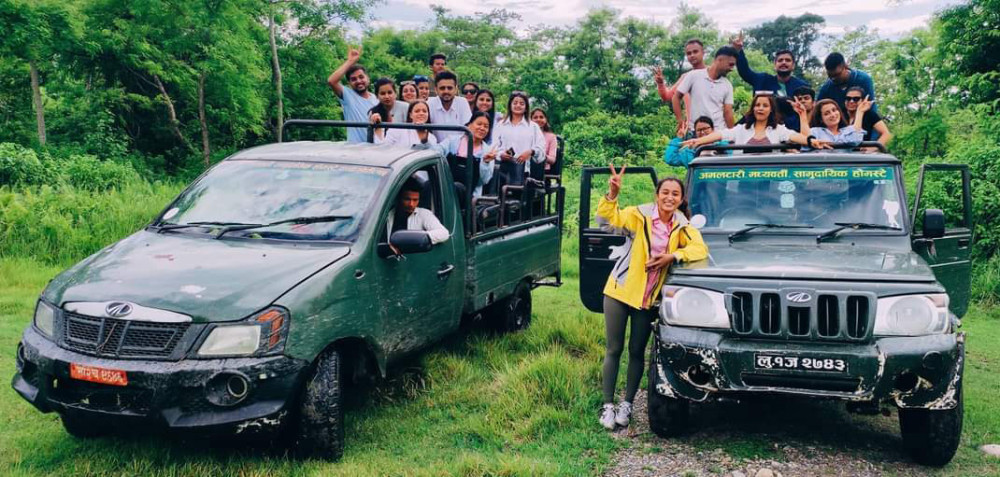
327, 46, 378, 143
732, 32, 809, 133
818, 52, 878, 114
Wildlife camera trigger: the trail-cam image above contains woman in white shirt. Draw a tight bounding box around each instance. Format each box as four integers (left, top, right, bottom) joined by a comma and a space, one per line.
375, 100, 438, 148
434, 111, 497, 197
683, 94, 830, 151
493, 92, 545, 185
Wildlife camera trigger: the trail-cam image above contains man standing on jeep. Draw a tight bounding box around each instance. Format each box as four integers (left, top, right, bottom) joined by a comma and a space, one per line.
388, 178, 449, 248
731, 32, 810, 133
327, 46, 378, 143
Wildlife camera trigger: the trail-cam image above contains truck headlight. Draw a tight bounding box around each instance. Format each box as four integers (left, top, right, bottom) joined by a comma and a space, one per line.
33, 301, 56, 338
661, 286, 729, 329
874, 294, 950, 336
198, 307, 289, 357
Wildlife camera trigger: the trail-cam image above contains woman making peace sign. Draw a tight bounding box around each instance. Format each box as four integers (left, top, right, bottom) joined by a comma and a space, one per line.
596, 165, 708, 430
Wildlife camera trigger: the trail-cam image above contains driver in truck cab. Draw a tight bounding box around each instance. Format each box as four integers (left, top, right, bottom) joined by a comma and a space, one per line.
387, 177, 450, 251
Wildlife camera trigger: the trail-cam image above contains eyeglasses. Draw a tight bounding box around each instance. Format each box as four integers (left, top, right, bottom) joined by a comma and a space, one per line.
845, 96, 862, 102
463, 89, 477, 95
695, 127, 713, 134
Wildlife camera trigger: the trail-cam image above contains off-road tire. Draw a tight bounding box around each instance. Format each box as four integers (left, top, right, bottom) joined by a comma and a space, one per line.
647, 347, 689, 438
493, 280, 532, 333
295, 349, 345, 460
899, 384, 963, 467
61, 413, 112, 439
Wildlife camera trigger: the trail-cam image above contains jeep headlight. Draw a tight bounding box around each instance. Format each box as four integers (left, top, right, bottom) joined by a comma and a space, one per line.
661, 286, 729, 329
873, 294, 950, 336
33, 301, 56, 338
198, 307, 289, 357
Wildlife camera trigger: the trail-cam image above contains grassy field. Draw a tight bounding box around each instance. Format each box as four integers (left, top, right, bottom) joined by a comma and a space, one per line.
1, 252, 999, 476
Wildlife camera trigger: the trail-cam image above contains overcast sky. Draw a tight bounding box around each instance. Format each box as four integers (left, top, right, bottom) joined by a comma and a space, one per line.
368, 0, 963, 38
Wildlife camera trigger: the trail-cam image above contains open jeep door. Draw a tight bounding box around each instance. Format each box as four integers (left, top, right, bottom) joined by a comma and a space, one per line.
910, 163, 974, 317
578, 166, 658, 313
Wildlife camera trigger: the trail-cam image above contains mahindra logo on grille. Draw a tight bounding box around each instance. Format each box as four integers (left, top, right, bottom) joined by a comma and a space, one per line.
786, 292, 813, 303
105, 302, 134, 318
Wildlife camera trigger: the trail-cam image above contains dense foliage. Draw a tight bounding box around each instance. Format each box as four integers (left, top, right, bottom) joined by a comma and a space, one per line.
0, 0, 998, 298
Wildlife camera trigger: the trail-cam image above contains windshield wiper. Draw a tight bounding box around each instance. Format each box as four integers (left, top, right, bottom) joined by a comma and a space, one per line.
156, 221, 258, 232
215, 215, 354, 239
728, 223, 814, 243
816, 222, 902, 243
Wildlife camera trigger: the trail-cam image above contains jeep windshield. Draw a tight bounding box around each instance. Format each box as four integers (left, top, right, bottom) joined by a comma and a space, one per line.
689, 165, 904, 235
154, 160, 388, 241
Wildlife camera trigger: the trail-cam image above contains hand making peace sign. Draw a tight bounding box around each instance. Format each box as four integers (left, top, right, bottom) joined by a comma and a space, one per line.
607, 163, 626, 200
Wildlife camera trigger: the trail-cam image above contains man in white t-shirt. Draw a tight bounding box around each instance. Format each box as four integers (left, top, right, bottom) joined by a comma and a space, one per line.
427, 71, 472, 143
327, 46, 378, 143
674, 46, 738, 137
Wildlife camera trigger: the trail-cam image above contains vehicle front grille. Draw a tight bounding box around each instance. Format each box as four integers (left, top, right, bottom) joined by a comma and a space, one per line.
728, 290, 873, 341
741, 373, 862, 392
61, 311, 190, 359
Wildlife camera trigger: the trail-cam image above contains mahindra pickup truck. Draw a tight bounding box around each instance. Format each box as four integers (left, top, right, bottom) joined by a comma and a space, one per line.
579, 143, 971, 466
13, 121, 564, 459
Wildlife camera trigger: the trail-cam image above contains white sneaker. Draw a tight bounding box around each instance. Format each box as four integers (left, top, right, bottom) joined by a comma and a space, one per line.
615, 401, 633, 427
600, 403, 617, 430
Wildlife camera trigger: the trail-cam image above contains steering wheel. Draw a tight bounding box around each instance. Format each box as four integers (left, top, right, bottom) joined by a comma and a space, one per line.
718, 207, 769, 229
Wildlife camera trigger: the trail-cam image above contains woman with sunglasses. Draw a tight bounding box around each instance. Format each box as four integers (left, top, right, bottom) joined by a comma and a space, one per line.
493, 91, 545, 185
461, 82, 479, 105
844, 86, 893, 148
400, 81, 418, 103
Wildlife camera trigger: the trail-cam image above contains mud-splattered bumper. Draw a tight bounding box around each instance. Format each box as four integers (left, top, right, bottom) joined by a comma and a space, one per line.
12, 326, 310, 434
651, 324, 964, 409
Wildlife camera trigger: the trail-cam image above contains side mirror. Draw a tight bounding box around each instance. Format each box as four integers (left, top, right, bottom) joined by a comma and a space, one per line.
922, 209, 945, 239
378, 230, 433, 258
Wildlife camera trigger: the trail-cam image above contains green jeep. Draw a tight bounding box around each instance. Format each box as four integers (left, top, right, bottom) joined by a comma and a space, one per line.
579, 143, 972, 466
13, 122, 564, 459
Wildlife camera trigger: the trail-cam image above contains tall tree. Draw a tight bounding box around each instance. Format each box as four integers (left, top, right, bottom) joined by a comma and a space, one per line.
938, 0, 1000, 107
746, 13, 825, 74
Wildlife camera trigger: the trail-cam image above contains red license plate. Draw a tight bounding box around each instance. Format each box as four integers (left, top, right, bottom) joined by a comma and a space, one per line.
69, 363, 128, 386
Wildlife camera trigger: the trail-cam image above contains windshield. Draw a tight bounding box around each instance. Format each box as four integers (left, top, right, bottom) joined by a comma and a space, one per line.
689, 165, 904, 233
159, 160, 388, 241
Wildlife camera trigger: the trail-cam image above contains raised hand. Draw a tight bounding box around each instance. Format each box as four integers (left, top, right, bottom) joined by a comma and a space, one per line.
652, 66, 665, 85
347, 46, 362, 63
676, 121, 689, 138
607, 163, 626, 200
858, 95, 872, 114
732, 31, 744, 50
792, 100, 806, 116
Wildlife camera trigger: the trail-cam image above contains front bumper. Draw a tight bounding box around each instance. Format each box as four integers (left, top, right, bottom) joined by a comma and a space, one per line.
651, 324, 963, 409
12, 326, 310, 434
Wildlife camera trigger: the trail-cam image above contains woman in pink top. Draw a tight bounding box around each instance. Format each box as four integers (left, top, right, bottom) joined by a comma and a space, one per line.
530, 108, 558, 170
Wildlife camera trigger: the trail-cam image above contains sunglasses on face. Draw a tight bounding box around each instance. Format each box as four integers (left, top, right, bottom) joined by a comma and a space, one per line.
463, 90, 477, 95
845, 96, 863, 102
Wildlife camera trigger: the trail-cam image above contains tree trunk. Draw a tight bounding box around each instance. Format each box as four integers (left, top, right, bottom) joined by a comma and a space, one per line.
153, 74, 197, 154
29, 60, 46, 147
269, 12, 284, 141
198, 71, 210, 167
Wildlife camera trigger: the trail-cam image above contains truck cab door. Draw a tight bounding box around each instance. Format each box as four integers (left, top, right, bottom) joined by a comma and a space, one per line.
910, 164, 973, 317
578, 166, 658, 313
372, 163, 465, 356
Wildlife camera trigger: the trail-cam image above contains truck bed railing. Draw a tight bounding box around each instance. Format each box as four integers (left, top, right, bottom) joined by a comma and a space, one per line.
694, 141, 887, 157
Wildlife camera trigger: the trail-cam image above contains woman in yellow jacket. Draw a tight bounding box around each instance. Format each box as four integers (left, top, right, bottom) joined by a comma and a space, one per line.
597, 165, 708, 430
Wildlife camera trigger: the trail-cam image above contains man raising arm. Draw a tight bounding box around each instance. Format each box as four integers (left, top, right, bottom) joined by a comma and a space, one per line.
731, 32, 810, 132
327, 46, 378, 143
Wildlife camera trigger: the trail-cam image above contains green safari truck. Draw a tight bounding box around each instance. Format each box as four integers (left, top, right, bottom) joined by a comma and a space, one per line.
13, 122, 564, 459
579, 143, 972, 466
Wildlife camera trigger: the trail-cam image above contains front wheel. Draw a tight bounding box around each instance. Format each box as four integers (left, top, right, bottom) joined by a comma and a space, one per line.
898, 384, 963, 467
295, 349, 345, 460
647, 346, 689, 438
492, 280, 532, 333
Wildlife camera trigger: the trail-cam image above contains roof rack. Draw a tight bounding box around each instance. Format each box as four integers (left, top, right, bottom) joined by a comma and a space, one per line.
693, 141, 887, 157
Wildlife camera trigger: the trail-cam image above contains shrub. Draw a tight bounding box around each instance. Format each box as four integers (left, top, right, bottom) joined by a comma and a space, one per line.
561, 108, 674, 167
63, 154, 141, 191
0, 143, 48, 186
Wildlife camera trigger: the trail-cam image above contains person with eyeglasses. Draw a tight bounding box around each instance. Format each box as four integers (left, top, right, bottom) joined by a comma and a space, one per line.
663, 116, 727, 166
844, 86, 892, 147
731, 32, 810, 134
414, 75, 431, 101
818, 53, 878, 114
493, 91, 545, 186
427, 71, 473, 143
326, 45, 378, 143
400, 81, 418, 104
461, 82, 479, 105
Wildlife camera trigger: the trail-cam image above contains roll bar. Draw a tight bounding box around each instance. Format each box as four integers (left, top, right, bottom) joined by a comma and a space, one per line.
280, 119, 477, 235
694, 141, 888, 157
